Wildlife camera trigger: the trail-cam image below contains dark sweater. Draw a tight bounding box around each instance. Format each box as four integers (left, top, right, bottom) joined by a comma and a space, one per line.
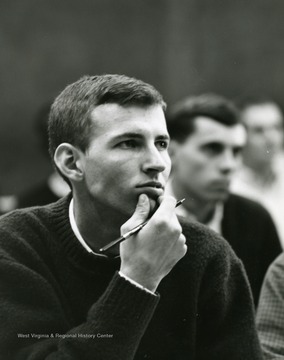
0, 196, 263, 359
222, 194, 282, 306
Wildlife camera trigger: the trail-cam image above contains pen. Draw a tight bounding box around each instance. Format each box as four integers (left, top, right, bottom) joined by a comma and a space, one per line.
99, 198, 185, 253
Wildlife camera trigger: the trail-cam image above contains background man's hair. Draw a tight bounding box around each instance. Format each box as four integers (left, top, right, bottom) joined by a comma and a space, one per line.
236, 95, 279, 111
48, 74, 166, 160
167, 93, 239, 143
235, 95, 284, 129
236, 94, 283, 114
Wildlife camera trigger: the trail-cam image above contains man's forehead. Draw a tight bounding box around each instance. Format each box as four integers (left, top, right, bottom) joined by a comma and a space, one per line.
90, 103, 164, 120
89, 103, 168, 136
242, 104, 283, 127
190, 116, 246, 145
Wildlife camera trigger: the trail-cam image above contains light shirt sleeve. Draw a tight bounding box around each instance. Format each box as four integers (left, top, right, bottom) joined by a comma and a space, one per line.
256, 253, 284, 359
119, 271, 157, 296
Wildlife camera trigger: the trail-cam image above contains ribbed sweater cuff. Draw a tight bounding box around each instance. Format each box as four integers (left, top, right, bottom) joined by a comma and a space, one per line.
88, 271, 160, 338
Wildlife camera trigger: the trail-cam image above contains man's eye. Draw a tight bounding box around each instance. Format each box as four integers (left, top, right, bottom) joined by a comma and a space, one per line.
202, 143, 223, 155
233, 146, 243, 157
250, 126, 265, 135
156, 140, 169, 150
117, 140, 137, 149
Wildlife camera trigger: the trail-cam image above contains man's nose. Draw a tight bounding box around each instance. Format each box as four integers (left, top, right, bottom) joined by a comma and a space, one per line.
142, 146, 167, 174
219, 150, 238, 173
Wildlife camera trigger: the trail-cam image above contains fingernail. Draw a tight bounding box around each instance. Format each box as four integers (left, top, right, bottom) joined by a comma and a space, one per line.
140, 194, 147, 203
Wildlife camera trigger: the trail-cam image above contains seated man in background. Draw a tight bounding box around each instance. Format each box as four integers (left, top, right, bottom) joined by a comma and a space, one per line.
0, 75, 263, 359
0, 103, 70, 215
17, 102, 70, 208
166, 93, 282, 306
231, 97, 284, 247
256, 252, 284, 359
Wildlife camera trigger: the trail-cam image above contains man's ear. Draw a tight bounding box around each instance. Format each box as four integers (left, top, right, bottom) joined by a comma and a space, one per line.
54, 143, 84, 183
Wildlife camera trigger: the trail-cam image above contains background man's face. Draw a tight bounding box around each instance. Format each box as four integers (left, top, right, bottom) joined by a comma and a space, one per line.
241, 103, 284, 165
172, 116, 246, 202
81, 103, 171, 216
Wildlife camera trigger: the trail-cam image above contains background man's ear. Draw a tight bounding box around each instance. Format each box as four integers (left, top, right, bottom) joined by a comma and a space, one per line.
54, 143, 84, 183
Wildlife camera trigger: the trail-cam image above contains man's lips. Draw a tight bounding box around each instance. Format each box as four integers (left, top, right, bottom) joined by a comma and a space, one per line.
135, 181, 164, 197
136, 181, 164, 189
210, 180, 231, 190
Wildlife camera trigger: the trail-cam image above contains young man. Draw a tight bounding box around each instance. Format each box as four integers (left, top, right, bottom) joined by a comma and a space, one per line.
0, 76, 262, 359
231, 97, 284, 247
166, 94, 282, 306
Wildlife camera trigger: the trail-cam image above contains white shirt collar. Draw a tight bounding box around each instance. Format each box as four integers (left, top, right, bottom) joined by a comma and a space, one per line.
69, 198, 108, 258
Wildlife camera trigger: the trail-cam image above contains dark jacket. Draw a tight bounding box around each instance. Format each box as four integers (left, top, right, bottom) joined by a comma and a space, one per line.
222, 193, 282, 306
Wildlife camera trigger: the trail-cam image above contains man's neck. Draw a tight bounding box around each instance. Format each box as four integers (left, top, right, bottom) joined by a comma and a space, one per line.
171, 178, 217, 224
72, 192, 127, 256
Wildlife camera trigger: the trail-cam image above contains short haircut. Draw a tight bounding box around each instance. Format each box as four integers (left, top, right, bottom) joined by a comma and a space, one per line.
48, 74, 166, 159
167, 93, 239, 143
237, 95, 283, 116
237, 95, 279, 110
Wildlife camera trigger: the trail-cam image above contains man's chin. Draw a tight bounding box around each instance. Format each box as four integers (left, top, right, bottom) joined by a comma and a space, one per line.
148, 197, 159, 216
212, 190, 230, 202
120, 195, 160, 219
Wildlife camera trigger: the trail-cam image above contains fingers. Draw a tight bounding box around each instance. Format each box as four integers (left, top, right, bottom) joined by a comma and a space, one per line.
149, 196, 182, 236
120, 195, 188, 291
156, 195, 177, 212
164, 234, 188, 272
177, 233, 188, 257
154, 196, 179, 222
121, 194, 151, 233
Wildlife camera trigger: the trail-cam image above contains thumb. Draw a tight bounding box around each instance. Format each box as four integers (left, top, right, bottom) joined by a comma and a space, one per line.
121, 194, 151, 234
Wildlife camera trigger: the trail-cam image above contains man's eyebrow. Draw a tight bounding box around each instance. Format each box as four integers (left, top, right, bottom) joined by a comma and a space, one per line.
112, 132, 145, 141
112, 133, 170, 141
156, 134, 170, 141
201, 141, 223, 146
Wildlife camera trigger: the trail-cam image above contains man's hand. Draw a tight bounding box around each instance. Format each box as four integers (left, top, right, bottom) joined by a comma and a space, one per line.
120, 194, 187, 292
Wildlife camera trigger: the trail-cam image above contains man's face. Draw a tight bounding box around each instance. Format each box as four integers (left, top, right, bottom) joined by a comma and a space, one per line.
241, 103, 284, 165
172, 116, 246, 202
81, 103, 171, 216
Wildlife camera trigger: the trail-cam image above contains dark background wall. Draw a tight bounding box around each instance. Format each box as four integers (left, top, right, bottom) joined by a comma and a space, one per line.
0, 0, 284, 194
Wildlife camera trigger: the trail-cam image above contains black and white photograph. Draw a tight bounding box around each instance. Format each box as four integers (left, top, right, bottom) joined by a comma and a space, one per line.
0, 1, 283, 359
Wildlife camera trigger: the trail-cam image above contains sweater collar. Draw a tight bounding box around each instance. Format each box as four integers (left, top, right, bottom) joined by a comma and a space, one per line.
49, 195, 120, 267
69, 198, 110, 258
